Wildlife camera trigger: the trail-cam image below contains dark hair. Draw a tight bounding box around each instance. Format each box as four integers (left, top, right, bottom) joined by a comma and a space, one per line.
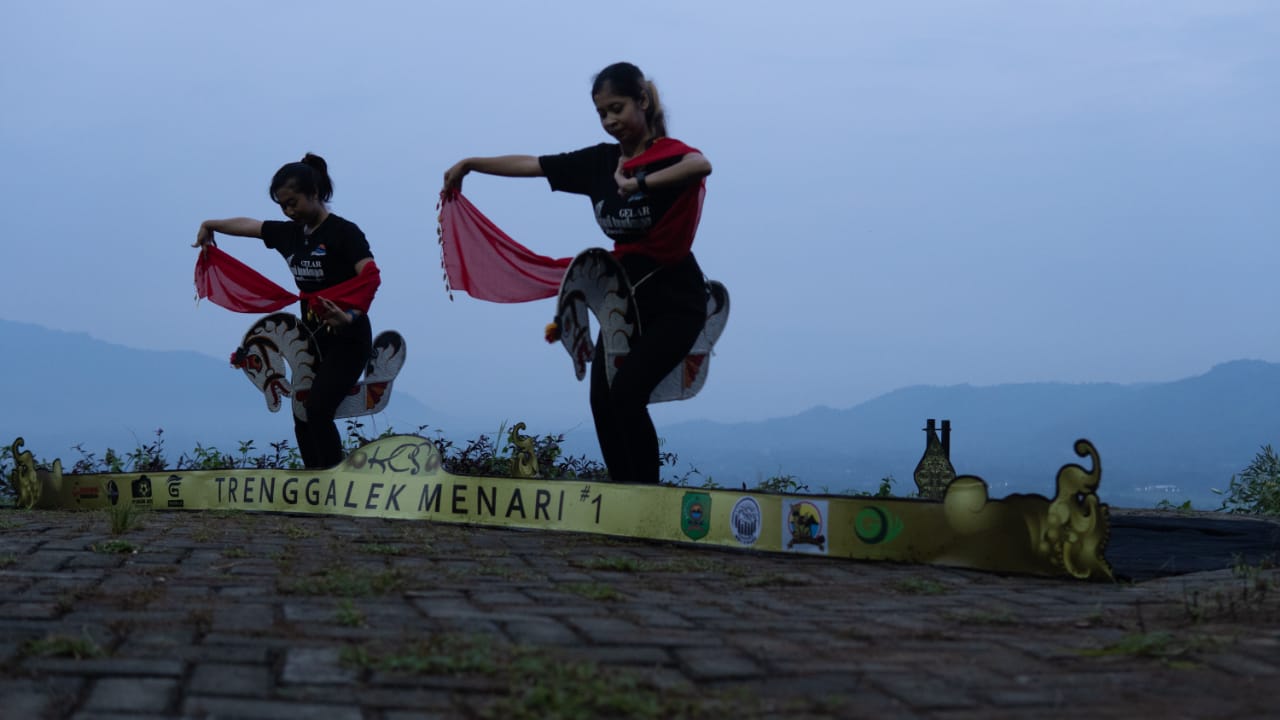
269, 153, 333, 204
592, 62, 667, 138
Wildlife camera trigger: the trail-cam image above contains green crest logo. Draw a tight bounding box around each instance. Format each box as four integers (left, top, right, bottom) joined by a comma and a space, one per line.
681, 492, 711, 540
854, 506, 904, 545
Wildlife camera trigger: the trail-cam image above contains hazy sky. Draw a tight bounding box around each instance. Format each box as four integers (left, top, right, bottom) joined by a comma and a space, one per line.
2, 1, 1277, 437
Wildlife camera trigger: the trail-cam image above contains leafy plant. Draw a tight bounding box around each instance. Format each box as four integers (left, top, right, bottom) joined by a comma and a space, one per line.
279, 565, 408, 597
1214, 445, 1280, 516
342, 633, 739, 720
575, 556, 648, 573
15, 422, 608, 483
336, 599, 366, 627
125, 428, 169, 472
890, 577, 947, 595
755, 473, 809, 494
174, 443, 236, 470
1077, 631, 1218, 669
875, 474, 896, 497
91, 539, 136, 554
1156, 498, 1195, 513
358, 543, 403, 556
0, 443, 15, 503
563, 582, 623, 601
107, 502, 143, 536
662, 461, 721, 489
20, 630, 106, 660
433, 423, 608, 481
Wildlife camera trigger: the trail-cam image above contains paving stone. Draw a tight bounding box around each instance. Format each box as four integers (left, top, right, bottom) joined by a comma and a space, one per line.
1206, 651, 1280, 676
503, 619, 580, 645
0, 600, 63, 619
367, 672, 508, 693
123, 627, 199, 646
381, 712, 457, 720
4, 508, 1275, 719
25, 657, 185, 677
623, 607, 697, 628
276, 684, 455, 709
212, 602, 277, 631
65, 554, 132, 570
470, 590, 530, 605
675, 646, 765, 680
189, 662, 274, 696
559, 644, 673, 666
83, 676, 178, 713
280, 646, 359, 685
871, 672, 983, 710
0, 677, 84, 719
183, 696, 363, 720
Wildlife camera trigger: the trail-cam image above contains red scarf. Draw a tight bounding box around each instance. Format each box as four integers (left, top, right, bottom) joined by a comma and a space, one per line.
615, 138, 706, 266
194, 246, 381, 314
437, 137, 705, 303
436, 193, 573, 303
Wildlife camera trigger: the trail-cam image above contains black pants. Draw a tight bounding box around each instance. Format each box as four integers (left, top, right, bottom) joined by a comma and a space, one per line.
296, 314, 372, 469
590, 253, 706, 484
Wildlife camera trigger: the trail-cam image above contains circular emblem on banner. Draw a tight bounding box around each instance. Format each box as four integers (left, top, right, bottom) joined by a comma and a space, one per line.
729, 496, 762, 546
854, 506, 904, 545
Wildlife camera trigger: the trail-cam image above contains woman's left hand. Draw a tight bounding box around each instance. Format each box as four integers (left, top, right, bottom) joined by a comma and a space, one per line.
614, 158, 638, 198
316, 297, 352, 328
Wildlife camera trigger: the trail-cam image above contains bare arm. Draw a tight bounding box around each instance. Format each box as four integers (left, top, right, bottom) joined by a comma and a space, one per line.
442, 155, 544, 193
614, 152, 712, 197
193, 217, 264, 247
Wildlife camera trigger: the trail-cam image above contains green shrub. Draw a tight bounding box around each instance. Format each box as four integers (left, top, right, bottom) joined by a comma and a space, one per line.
6, 423, 606, 481
1215, 445, 1280, 516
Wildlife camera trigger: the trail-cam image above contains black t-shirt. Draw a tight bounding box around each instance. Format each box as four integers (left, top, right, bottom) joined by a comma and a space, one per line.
261, 214, 373, 293
539, 143, 684, 246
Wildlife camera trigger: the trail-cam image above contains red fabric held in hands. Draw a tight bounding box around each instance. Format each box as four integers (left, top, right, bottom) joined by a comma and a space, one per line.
436, 192, 572, 303
437, 137, 705, 303
194, 245, 381, 314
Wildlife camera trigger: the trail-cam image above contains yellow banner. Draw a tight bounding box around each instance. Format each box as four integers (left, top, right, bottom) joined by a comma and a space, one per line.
13, 435, 1113, 581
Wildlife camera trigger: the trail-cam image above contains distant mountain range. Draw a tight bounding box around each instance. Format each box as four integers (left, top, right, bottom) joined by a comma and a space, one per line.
3, 318, 1273, 509
657, 360, 1278, 508
0, 318, 447, 463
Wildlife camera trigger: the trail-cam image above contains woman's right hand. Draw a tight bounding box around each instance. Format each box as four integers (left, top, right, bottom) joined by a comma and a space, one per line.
193, 223, 216, 249
442, 160, 471, 194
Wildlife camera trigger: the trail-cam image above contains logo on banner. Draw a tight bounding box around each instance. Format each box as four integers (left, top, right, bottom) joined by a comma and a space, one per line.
729, 497, 761, 546
166, 474, 184, 508
131, 476, 153, 507
73, 484, 100, 503
106, 480, 120, 506
784, 500, 828, 554
681, 492, 711, 540
854, 506, 904, 545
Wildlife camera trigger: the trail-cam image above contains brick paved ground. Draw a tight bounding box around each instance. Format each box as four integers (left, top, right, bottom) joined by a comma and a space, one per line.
1, 508, 1277, 719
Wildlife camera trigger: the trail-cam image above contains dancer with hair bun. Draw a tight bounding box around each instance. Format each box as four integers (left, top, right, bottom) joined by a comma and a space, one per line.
195, 153, 377, 469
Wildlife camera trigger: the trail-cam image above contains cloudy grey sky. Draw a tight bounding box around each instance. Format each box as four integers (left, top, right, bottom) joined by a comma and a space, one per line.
2, 1, 1277, 436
